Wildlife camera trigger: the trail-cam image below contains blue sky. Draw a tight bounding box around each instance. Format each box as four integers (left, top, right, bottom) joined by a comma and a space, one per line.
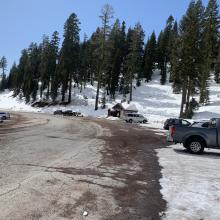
0, 0, 211, 71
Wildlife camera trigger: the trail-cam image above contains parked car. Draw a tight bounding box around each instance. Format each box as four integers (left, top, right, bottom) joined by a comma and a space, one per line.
0, 112, 10, 120
167, 118, 220, 154
163, 118, 191, 130
62, 110, 74, 116
53, 110, 63, 115
72, 111, 83, 117
123, 113, 148, 124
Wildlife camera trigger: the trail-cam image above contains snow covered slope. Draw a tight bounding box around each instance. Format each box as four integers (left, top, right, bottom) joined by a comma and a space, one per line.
0, 90, 38, 112
1, 70, 220, 125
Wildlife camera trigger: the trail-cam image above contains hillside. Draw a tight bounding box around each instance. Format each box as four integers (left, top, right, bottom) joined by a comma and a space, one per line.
1, 70, 220, 127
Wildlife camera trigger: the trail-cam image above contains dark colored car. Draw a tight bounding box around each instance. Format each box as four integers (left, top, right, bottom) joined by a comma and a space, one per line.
53, 110, 63, 115
164, 118, 191, 130
62, 110, 74, 116
72, 111, 83, 117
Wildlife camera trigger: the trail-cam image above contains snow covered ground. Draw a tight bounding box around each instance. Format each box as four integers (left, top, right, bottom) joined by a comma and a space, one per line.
157, 144, 220, 220
0, 90, 38, 112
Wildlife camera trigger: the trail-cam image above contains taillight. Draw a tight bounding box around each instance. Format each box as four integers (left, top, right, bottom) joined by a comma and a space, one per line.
170, 126, 176, 137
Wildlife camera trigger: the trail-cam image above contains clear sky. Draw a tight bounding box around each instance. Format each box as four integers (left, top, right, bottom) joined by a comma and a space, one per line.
0, 0, 211, 72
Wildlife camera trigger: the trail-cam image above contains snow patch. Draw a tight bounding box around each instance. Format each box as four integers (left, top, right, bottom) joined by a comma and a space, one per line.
157, 145, 220, 220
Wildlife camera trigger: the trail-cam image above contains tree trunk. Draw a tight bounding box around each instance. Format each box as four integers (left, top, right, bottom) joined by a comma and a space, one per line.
128, 72, 133, 104
46, 82, 50, 100
95, 78, 100, 110
180, 80, 187, 118
61, 86, 65, 102
185, 78, 191, 115
68, 74, 72, 103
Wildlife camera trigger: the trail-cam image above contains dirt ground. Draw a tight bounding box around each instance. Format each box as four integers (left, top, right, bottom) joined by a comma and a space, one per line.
0, 113, 168, 220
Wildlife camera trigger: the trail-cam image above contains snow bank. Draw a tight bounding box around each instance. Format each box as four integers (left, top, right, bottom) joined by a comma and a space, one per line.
0, 90, 39, 112
157, 145, 220, 220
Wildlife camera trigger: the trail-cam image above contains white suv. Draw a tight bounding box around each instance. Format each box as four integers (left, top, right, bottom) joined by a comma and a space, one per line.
0, 112, 10, 120
123, 113, 148, 124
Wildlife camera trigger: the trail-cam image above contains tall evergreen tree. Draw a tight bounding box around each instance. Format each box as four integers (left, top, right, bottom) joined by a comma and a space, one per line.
143, 31, 157, 81
59, 13, 80, 103
39, 35, 51, 99
7, 63, 18, 90
157, 15, 175, 85
0, 56, 7, 91
27, 43, 41, 101
95, 4, 114, 110
199, 0, 218, 103
124, 23, 145, 103
105, 19, 127, 99
179, 0, 204, 117
202, 0, 220, 85
50, 31, 60, 102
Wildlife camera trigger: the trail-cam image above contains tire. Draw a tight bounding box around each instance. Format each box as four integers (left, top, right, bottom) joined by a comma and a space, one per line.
2, 116, 6, 120
186, 137, 205, 154
143, 120, 147, 124
129, 119, 133, 123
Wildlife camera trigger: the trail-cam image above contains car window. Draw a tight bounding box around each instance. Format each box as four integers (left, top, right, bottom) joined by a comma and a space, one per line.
202, 122, 209, 128
209, 119, 216, 128
182, 120, 190, 125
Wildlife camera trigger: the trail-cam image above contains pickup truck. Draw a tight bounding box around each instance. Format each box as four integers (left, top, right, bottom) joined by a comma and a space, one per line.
167, 118, 220, 154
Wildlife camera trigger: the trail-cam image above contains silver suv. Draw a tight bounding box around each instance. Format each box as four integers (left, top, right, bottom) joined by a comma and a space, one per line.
123, 113, 148, 124
0, 112, 10, 120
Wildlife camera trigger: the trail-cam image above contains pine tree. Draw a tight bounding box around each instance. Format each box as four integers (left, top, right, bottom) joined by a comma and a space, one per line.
59, 13, 80, 103
27, 43, 41, 101
157, 31, 166, 84
196, 0, 220, 104
39, 35, 51, 99
124, 23, 145, 103
179, 0, 204, 117
169, 20, 179, 84
0, 56, 7, 91
157, 15, 175, 85
50, 31, 60, 102
79, 34, 90, 92
170, 37, 183, 93
105, 19, 127, 99
95, 4, 114, 110
143, 31, 157, 81
88, 28, 103, 87
7, 63, 18, 90
199, 0, 219, 103
216, 45, 220, 81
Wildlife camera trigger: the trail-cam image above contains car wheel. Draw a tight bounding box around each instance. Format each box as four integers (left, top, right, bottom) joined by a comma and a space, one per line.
186, 137, 205, 154
143, 120, 147, 124
2, 116, 6, 120
129, 119, 133, 123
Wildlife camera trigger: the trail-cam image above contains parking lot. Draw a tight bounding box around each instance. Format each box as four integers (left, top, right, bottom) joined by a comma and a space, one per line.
0, 112, 168, 220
